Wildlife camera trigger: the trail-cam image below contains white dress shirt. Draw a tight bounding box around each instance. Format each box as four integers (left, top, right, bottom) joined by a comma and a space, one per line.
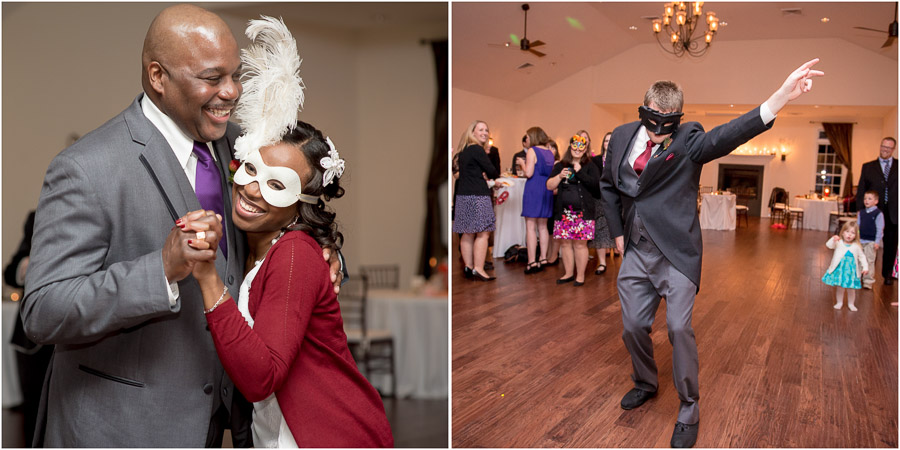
141, 94, 219, 306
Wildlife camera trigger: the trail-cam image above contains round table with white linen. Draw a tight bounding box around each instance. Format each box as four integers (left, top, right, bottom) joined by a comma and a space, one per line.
492, 177, 527, 258
791, 197, 839, 231
699, 193, 737, 230
365, 289, 447, 398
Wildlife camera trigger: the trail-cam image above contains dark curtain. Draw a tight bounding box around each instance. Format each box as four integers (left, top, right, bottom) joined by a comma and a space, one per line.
419, 40, 448, 279
822, 123, 854, 196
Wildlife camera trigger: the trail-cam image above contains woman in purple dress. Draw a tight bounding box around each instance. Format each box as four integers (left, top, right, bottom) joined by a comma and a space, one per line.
519, 126, 554, 274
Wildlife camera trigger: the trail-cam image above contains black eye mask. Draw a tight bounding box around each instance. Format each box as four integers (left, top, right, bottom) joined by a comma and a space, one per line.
639, 106, 684, 135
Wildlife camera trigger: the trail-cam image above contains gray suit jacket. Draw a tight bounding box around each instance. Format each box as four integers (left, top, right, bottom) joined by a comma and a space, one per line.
600, 107, 772, 288
22, 94, 247, 447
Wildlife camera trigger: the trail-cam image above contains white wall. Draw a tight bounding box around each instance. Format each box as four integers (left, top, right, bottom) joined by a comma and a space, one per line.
452, 37, 898, 216
2, 3, 446, 289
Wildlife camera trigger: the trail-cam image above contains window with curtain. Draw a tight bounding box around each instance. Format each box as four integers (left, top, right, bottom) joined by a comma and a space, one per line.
815, 130, 845, 196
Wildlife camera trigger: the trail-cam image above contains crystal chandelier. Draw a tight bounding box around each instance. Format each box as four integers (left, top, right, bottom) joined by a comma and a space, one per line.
652, 2, 719, 57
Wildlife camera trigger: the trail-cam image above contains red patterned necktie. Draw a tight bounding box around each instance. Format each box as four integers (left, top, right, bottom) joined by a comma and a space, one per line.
633, 140, 654, 175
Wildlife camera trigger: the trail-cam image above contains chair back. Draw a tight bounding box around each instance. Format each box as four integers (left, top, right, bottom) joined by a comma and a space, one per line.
338, 273, 368, 339
769, 187, 788, 206
360, 264, 400, 289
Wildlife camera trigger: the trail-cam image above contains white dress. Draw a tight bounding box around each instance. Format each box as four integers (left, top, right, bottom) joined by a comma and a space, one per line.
238, 260, 299, 448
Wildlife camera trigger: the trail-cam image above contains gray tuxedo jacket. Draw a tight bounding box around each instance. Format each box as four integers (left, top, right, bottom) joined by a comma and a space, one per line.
600, 106, 772, 288
22, 94, 247, 447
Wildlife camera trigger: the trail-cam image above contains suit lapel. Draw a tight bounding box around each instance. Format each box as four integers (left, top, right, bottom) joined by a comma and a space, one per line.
210, 135, 245, 293
125, 98, 200, 220
636, 132, 679, 194
613, 122, 641, 184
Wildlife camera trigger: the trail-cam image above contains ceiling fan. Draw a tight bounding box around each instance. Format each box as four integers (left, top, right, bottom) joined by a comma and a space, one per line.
518, 4, 546, 57
853, 3, 898, 48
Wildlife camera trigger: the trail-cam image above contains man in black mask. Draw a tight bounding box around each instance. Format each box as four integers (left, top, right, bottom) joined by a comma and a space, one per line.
600, 59, 824, 448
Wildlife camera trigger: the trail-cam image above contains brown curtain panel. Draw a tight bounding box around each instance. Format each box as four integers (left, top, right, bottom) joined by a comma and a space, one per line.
822, 122, 853, 196
419, 40, 448, 279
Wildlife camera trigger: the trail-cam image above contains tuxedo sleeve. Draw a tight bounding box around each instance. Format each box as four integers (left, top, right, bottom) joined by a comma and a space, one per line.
22, 153, 177, 345
687, 106, 774, 165
600, 145, 624, 239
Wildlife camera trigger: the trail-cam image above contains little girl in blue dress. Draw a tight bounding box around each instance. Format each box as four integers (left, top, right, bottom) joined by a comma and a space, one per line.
822, 220, 869, 311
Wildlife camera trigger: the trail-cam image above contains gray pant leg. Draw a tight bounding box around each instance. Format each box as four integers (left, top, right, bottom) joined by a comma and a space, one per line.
654, 260, 700, 425
618, 238, 700, 424
617, 240, 663, 393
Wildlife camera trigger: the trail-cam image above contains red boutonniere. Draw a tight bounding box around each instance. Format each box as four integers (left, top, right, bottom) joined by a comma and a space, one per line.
228, 159, 240, 183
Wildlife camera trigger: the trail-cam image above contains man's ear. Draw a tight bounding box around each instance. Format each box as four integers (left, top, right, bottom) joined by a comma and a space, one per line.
147, 61, 166, 95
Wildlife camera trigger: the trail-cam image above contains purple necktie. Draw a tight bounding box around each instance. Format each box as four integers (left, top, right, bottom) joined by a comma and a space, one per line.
883, 160, 890, 204
192, 141, 227, 258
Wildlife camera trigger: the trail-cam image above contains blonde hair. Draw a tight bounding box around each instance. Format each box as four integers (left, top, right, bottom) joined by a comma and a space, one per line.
839, 220, 861, 246
455, 120, 488, 156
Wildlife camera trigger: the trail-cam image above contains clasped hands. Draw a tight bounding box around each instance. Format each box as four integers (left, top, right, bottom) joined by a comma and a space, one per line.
162, 210, 345, 293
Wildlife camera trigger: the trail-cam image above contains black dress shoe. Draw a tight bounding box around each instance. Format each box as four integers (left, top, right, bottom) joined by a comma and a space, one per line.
595, 264, 607, 275
885, 278, 894, 285
543, 258, 560, 266
472, 270, 496, 281
670, 421, 699, 448
463, 267, 474, 279
525, 262, 543, 274
574, 280, 585, 287
556, 275, 575, 284
620, 388, 657, 410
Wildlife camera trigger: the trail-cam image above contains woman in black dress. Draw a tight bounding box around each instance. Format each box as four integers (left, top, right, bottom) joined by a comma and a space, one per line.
588, 130, 616, 273
452, 120, 499, 281
546, 135, 602, 286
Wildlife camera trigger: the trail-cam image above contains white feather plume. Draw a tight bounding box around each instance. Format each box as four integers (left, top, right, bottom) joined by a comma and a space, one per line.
233, 16, 305, 161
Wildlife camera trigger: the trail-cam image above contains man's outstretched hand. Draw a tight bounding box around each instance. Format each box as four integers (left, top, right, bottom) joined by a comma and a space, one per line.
766, 58, 825, 115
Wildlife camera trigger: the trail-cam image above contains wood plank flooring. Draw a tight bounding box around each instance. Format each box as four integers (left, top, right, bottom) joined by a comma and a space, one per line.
452, 217, 898, 447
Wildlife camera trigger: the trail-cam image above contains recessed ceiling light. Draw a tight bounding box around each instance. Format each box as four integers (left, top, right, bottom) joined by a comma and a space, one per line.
821, 17, 830, 23
629, 25, 638, 30
730, 104, 734, 108
719, 21, 727, 26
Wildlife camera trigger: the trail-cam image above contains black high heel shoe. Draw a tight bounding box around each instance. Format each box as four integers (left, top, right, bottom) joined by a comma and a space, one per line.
472, 270, 496, 281
525, 261, 541, 274
556, 275, 575, 285
463, 267, 474, 279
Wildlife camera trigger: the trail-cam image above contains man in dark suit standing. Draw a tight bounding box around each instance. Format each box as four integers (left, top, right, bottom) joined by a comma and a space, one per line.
600, 59, 824, 448
857, 137, 898, 284
22, 5, 341, 447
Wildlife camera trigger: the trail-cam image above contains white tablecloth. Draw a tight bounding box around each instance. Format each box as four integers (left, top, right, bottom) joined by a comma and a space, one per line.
492, 177, 527, 258
699, 193, 736, 230
3, 300, 23, 407
366, 289, 447, 398
792, 197, 839, 231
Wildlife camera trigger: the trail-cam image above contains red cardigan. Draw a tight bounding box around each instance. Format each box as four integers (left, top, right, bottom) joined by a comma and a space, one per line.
206, 231, 393, 447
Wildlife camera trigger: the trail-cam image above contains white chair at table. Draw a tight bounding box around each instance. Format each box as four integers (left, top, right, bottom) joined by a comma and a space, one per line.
735, 196, 749, 228
786, 192, 804, 229
338, 273, 396, 397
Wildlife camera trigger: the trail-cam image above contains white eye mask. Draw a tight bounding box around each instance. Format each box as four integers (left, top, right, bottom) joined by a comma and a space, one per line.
233, 150, 319, 207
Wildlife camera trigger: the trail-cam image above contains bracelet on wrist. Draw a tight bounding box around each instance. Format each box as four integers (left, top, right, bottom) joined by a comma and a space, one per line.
204, 286, 230, 315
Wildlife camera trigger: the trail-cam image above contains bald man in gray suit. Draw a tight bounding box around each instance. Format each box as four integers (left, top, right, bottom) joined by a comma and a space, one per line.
600, 59, 824, 448
22, 5, 341, 447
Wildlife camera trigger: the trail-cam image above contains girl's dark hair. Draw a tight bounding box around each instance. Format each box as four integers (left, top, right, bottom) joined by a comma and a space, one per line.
281, 120, 345, 251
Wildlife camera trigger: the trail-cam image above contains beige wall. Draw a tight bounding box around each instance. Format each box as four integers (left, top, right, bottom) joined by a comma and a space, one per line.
452, 37, 898, 215
2, 3, 446, 289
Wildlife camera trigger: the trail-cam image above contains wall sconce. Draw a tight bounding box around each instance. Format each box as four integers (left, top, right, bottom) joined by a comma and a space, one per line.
779, 146, 789, 161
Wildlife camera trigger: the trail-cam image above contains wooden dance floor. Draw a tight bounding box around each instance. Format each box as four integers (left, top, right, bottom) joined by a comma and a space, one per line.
452, 217, 898, 447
